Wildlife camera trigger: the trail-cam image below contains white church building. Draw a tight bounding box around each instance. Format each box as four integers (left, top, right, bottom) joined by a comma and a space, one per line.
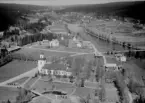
37, 54, 72, 77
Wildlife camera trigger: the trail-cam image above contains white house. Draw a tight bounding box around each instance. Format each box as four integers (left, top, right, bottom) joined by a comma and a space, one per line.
49, 39, 59, 47
105, 63, 118, 71
73, 36, 77, 41
115, 54, 126, 62
76, 42, 82, 48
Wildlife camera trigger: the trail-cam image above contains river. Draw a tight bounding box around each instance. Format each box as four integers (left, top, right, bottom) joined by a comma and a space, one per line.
67, 24, 128, 53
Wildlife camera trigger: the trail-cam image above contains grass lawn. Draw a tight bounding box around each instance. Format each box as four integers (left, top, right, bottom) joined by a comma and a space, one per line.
72, 87, 94, 97
0, 60, 36, 82
31, 79, 75, 95
53, 82, 75, 95
31, 79, 53, 93
31, 96, 51, 103
24, 76, 40, 89
0, 87, 18, 102
9, 77, 29, 85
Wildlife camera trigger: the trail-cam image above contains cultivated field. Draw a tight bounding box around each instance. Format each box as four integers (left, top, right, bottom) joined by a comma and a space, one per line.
0, 60, 36, 82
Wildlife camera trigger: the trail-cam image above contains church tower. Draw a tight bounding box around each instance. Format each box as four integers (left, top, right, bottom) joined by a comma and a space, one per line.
38, 53, 46, 72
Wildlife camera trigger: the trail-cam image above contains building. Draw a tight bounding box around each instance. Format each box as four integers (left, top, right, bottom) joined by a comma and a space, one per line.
49, 39, 59, 47
37, 54, 72, 77
115, 54, 127, 62
105, 63, 118, 71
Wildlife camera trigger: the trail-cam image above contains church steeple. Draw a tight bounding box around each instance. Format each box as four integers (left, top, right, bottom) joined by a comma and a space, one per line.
39, 53, 46, 60
38, 53, 46, 72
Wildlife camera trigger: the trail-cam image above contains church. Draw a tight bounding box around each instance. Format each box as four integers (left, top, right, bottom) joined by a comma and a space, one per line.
37, 53, 72, 77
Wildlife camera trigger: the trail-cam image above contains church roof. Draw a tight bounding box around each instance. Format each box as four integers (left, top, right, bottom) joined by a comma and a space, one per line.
39, 57, 46, 60
43, 63, 66, 70
43, 63, 73, 73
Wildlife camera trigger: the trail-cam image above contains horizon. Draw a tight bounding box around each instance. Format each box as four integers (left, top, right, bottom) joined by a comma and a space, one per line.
0, 0, 144, 6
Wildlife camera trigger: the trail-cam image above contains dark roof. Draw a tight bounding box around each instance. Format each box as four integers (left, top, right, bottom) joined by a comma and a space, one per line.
43, 63, 66, 70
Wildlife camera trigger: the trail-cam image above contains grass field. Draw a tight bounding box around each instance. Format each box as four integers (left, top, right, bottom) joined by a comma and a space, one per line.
31, 79, 75, 95
0, 87, 18, 102
31, 42, 93, 53
15, 48, 74, 60
0, 60, 36, 82
88, 20, 145, 47
24, 76, 40, 89
72, 87, 94, 97
8, 77, 29, 85
31, 79, 53, 93
30, 96, 51, 103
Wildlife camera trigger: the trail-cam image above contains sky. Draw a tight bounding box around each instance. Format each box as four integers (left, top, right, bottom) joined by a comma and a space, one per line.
0, 0, 144, 6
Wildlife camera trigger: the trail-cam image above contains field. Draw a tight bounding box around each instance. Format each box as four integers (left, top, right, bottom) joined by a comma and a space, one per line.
0, 87, 18, 102
15, 48, 75, 60
30, 96, 51, 103
88, 20, 145, 47
0, 60, 36, 82
30, 79, 75, 95
72, 87, 94, 97
8, 77, 29, 85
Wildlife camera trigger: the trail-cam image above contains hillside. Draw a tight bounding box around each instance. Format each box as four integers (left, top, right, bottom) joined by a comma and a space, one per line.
61, 1, 145, 23
0, 3, 49, 31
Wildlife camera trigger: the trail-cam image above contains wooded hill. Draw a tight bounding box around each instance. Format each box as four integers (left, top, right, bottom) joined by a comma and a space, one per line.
61, 1, 145, 23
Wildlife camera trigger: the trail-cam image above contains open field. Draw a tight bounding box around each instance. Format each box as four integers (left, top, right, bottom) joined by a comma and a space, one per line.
0, 60, 36, 82
0, 87, 18, 102
53, 81, 75, 95
72, 87, 94, 97
8, 77, 29, 85
30, 42, 93, 53
31, 79, 75, 95
30, 96, 51, 103
105, 83, 119, 102
31, 79, 53, 93
24, 76, 40, 89
87, 20, 145, 47
15, 48, 74, 60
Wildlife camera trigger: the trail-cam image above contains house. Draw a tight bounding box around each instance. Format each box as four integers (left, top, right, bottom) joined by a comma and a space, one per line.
115, 54, 126, 62
49, 39, 59, 47
76, 42, 82, 48
105, 63, 118, 71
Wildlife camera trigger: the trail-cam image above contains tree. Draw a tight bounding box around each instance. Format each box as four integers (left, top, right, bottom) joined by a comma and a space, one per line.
99, 85, 106, 102
7, 100, 11, 103
86, 93, 91, 103
71, 57, 85, 77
